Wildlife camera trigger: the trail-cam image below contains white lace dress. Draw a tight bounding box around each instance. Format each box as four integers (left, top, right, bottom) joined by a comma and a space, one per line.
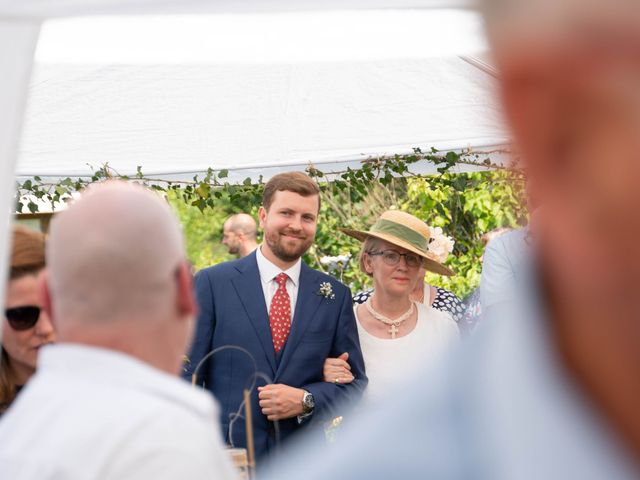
356, 302, 459, 405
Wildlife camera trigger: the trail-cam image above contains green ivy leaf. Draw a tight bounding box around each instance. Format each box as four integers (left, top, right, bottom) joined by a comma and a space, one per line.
196, 183, 210, 197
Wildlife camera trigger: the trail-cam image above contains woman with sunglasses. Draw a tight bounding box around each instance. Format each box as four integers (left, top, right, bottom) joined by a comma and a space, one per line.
323, 210, 459, 404
1, 225, 55, 414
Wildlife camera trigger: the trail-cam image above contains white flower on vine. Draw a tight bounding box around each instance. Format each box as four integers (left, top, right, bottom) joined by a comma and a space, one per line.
428, 226, 455, 263
320, 253, 352, 273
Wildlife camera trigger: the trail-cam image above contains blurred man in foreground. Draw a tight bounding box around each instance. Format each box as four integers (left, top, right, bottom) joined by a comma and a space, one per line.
222, 213, 258, 258
263, 0, 640, 478
0, 182, 237, 480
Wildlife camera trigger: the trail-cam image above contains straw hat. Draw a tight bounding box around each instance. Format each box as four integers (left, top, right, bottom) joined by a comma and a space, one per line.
341, 210, 454, 276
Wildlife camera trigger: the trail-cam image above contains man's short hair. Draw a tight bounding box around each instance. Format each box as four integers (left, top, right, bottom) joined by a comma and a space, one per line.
262, 172, 321, 212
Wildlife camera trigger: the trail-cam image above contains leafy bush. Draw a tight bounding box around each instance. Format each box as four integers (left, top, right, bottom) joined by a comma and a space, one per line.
15, 151, 524, 298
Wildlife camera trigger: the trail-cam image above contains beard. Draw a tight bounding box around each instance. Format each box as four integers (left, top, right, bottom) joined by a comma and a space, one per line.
264, 229, 313, 262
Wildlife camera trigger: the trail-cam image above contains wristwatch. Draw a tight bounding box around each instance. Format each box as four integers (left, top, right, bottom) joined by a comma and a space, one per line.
302, 390, 315, 414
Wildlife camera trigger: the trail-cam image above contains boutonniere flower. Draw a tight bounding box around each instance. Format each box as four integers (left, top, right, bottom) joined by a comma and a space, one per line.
318, 281, 336, 300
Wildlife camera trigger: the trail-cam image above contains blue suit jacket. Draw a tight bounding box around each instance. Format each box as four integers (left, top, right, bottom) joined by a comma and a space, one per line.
184, 252, 367, 460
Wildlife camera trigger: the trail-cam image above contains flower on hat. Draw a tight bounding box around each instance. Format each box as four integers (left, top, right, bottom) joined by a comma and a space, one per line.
428, 226, 455, 263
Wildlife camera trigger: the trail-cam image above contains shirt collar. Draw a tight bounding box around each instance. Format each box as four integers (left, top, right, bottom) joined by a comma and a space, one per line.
37, 343, 216, 418
256, 244, 301, 287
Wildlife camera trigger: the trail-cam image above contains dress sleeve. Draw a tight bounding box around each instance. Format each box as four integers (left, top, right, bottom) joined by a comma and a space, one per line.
432, 288, 465, 323
352, 288, 373, 305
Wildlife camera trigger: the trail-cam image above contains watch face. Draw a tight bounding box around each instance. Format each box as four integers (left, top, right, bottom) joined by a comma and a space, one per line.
303, 392, 315, 411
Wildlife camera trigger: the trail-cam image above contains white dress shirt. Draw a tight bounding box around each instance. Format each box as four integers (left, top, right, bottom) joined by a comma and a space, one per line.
256, 244, 301, 322
0, 344, 238, 480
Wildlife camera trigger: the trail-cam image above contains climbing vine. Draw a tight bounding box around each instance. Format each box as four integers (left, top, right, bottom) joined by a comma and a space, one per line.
14, 147, 525, 297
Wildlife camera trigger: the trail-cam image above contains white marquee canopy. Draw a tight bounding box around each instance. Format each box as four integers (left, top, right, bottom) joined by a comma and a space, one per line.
0, 0, 506, 316
18, 9, 504, 184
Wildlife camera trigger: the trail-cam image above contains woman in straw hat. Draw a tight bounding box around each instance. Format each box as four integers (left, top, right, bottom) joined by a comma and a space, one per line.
352, 225, 467, 331
323, 210, 459, 404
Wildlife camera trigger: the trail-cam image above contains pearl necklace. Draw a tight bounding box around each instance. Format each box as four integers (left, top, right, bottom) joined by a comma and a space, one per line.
364, 298, 415, 339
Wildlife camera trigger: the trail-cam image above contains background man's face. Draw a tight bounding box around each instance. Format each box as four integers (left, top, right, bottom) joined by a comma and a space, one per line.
222, 223, 241, 255
259, 190, 318, 263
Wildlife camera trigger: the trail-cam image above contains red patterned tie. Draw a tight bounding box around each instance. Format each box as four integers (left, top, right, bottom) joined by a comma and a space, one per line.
269, 273, 291, 353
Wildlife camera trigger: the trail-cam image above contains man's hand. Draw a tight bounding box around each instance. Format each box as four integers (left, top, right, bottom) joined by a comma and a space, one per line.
258, 384, 305, 421
323, 352, 354, 384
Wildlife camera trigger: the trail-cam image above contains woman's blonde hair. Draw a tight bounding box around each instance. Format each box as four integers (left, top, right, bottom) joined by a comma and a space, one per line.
358, 236, 385, 277
1, 225, 46, 413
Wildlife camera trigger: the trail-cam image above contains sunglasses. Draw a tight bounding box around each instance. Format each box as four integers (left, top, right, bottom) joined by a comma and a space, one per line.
5, 306, 41, 331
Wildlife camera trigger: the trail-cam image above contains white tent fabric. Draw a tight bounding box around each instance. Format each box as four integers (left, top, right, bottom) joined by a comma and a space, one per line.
17, 11, 505, 183
0, 0, 472, 18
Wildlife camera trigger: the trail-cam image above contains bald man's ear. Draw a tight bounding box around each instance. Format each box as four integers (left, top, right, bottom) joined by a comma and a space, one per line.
176, 261, 197, 320
38, 270, 56, 330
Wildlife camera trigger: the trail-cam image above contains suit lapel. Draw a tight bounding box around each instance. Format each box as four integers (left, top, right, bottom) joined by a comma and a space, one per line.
231, 253, 277, 375
275, 263, 324, 379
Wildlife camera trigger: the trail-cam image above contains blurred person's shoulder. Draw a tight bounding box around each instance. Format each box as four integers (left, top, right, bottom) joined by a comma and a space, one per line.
481, 228, 530, 308
263, 287, 639, 480
0, 344, 226, 479
447, 268, 639, 480
485, 227, 527, 258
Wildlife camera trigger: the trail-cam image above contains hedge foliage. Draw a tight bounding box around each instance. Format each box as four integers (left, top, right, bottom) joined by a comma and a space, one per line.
15, 150, 525, 298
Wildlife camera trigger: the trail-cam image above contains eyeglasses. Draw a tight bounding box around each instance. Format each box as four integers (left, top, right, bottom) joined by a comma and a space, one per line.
4, 306, 41, 331
367, 250, 423, 268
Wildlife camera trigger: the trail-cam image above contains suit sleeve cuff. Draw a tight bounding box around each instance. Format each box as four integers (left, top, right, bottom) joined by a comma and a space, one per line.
297, 411, 313, 424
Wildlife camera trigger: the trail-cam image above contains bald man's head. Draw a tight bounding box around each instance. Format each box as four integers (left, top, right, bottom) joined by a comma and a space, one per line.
225, 214, 257, 239
46, 181, 186, 326
222, 213, 258, 257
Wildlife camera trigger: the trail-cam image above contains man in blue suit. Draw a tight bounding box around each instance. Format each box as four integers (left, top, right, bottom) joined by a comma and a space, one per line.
185, 172, 367, 462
